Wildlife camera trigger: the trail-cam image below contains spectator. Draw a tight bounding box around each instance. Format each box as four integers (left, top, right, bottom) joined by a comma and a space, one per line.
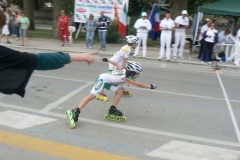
70, 11, 75, 26
198, 19, 212, 59
14, 9, 22, 41
84, 13, 97, 49
97, 11, 110, 51
173, 10, 189, 60
0, 8, 11, 44
201, 22, 218, 63
11, 5, 19, 37
227, 28, 240, 66
215, 28, 236, 59
17, 11, 30, 47
133, 12, 152, 57
57, 10, 70, 47
158, 12, 174, 60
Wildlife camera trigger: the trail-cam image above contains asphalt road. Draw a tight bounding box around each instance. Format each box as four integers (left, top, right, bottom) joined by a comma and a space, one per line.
0, 47, 240, 160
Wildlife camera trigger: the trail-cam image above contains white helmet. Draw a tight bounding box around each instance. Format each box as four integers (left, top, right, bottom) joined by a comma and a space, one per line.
126, 61, 142, 74
126, 35, 140, 44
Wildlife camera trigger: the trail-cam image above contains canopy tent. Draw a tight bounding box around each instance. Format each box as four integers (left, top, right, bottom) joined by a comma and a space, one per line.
191, 0, 240, 56
198, 0, 240, 17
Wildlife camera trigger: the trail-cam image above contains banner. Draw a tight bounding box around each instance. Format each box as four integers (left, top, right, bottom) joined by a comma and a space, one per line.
74, 0, 129, 23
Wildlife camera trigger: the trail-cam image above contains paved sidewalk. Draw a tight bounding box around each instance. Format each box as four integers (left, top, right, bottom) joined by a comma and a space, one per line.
1, 36, 239, 70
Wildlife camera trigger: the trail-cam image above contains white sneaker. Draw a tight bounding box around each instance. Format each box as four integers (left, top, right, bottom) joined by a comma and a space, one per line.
173, 56, 177, 60
216, 56, 221, 60
84, 46, 88, 48
16, 37, 19, 41
180, 56, 185, 60
167, 57, 170, 61
208, 62, 212, 64
158, 56, 163, 60
201, 61, 204, 63
89, 47, 92, 49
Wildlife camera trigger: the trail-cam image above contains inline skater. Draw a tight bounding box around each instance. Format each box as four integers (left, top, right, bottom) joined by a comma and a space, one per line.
66, 59, 157, 128
96, 35, 140, 102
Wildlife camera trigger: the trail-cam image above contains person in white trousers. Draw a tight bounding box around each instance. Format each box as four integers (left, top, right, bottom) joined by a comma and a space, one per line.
133, 12, 152, 57
227, 29, 240, 66
173, 10, 189, 60
158, 12, 174, 60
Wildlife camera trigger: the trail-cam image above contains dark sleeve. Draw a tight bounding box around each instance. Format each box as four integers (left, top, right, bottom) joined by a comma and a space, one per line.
0, 45, 37, 69
0, 45, 37, 97
203, 31, 207, 39
215, 33, 218, 43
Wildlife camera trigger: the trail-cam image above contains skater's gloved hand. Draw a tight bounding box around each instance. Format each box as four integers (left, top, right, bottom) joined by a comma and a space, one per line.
101, 58, 108, 62
150, 82, 157, 89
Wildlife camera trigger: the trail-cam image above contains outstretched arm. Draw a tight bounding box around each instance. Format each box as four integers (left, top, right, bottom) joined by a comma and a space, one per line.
69, 51, 99, 65
101, 58, 123, 70
125, 78, 157, 89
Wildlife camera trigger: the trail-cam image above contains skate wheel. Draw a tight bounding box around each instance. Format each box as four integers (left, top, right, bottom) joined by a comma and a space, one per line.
121, 116, 127, 122
69, 123, 75, 129
115, 116, 121, 122
104, 114, 110, 120
102, 97, 108, 102
109, 115, 115, 121
66, 110, 72, 117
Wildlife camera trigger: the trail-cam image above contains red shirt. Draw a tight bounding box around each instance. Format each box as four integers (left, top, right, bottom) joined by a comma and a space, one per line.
58, 15, 70, 29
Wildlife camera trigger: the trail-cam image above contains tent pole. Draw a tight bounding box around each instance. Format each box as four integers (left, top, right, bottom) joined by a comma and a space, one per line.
190, 12, 201, 59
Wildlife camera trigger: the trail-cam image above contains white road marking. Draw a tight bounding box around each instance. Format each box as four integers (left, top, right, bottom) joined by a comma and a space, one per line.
216, 73, 240, 144
161, 64, 166, 68
39, 82, 93, 113
0, 102, 239, 148
146, 141, 240, 160
0, 110, 56, 129
32, 74, 240, 103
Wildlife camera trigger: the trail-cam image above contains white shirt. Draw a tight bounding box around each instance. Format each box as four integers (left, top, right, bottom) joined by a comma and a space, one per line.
174, 16, 189, 32
237, 29, 240, 42
111, 45, 133, 62
204, 29, 218, 43
198, 24, 209, 40
134, 18, 152, 34
159, 18, 174, 36
5, 13, 9, 24
218, 31, 236, 43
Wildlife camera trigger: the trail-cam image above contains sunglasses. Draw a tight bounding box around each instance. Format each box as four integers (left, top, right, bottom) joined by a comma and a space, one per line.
61, 12, 65, 13
90, 16, 94, 17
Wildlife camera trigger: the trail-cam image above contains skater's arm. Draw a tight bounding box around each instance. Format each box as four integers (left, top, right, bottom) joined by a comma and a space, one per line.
101, 58, 123, 70
123, 58, 128, 68
125, 78, 157, 89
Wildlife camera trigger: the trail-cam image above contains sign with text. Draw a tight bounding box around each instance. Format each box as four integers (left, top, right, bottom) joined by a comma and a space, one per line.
74, 0, 129, 23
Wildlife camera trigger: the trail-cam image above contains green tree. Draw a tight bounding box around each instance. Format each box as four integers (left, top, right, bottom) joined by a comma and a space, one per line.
23, 0, 35, 30
52, 0, 65, 38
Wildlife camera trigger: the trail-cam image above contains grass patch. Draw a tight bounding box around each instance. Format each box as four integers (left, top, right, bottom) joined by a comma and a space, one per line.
27, 29, 160, 48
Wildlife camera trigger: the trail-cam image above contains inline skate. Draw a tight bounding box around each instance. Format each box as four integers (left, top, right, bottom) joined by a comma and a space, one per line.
65, 108, 80, 129
96, 93, 108, 102
122, 87, 132, 97
104, 106, 127, 122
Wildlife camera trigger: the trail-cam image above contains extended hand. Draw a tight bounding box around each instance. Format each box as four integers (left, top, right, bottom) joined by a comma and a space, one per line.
150, 82, 157, 89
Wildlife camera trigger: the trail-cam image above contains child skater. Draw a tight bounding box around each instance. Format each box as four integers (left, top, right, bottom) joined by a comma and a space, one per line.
66, 58, 157, 128
96, 35, 140, 102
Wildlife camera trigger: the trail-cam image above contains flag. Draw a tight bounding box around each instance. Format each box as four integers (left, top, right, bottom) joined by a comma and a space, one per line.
138, 4, 145, 18
114, 5, 119, 29
118, 3, 127, 37
149, 4, 160, 41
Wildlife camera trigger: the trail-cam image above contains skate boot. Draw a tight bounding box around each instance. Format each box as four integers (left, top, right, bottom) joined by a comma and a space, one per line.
104, 106, 127, 122
122, 87, 132, 97
65, 108, 80, 129
96, 93, 108, 102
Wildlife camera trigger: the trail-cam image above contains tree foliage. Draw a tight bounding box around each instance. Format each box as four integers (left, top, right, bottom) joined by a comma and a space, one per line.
9, 0, 52, 10
187, 0, 219, 14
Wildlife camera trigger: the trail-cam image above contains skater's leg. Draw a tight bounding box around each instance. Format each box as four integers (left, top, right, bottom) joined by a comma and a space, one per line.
78, 93, 95, 110
112, 87, 123, 106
